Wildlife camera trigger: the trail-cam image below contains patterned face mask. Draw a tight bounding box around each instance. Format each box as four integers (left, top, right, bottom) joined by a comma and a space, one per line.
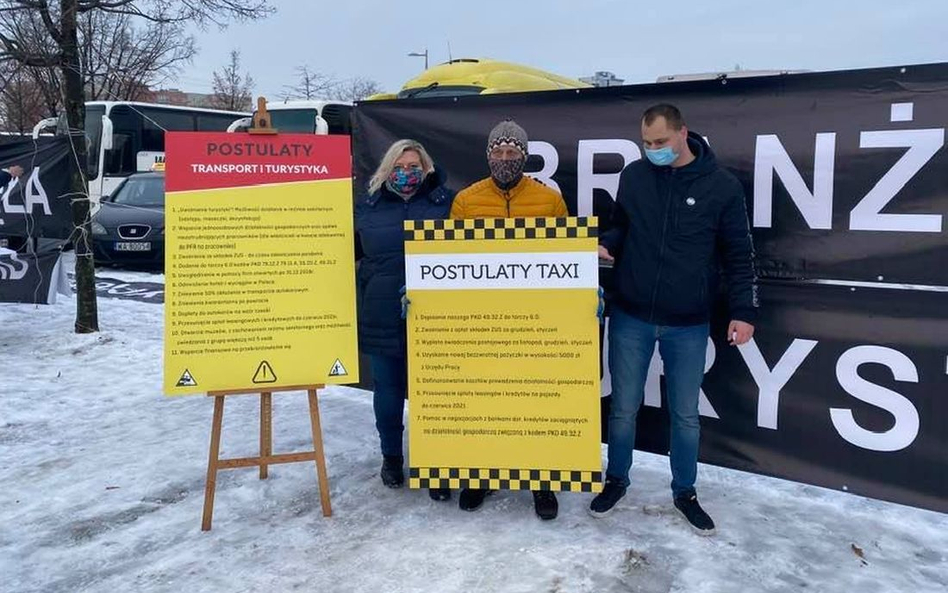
386, 166, 425, 196
488, 157, 525, 190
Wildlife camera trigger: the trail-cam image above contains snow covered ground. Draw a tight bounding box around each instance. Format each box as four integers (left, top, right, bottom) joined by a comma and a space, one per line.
2, 271, 947, 593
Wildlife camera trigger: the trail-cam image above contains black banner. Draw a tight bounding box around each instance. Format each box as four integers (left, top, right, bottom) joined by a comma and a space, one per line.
354, 63, 948, 287
0, 244, 67, 304
352, 63, 948, 512
66, 273, 165, 303
0, 136, 78, 240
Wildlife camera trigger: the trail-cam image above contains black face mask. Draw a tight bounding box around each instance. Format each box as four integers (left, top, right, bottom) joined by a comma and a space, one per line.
489, 157, 526, 190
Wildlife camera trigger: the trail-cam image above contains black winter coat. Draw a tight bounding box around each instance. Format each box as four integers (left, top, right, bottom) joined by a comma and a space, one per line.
355, 169, 454, 357
600, 132, 758, 326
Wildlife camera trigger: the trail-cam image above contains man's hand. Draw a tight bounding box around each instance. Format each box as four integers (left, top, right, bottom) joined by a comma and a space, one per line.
399, 285, 410, 320
727, 320, 754, 346
5, 165, 24, 178
598, 245, 614, 263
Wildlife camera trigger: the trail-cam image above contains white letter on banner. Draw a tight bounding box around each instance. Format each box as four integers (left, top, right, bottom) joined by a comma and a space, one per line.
0, 252, 29, 280
526, 141, 561, 194
24, 168, 51, 215
1, 176, 23, 214
576, 140, 641, 217
850, 128, 944, 232
831, 345, 920, 452
753, 133, 836, 229
738, 338, 818, 430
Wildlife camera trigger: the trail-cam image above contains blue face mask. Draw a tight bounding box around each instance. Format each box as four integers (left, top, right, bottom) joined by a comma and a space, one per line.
644, 146, 679, 167
386, 166, 425, 196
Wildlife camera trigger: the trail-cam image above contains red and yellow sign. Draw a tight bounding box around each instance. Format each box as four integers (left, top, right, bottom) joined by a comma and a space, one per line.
163, 133, 358, 394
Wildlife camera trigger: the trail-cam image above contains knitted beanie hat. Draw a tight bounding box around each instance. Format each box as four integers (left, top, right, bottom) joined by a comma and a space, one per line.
486, 119, 528, 157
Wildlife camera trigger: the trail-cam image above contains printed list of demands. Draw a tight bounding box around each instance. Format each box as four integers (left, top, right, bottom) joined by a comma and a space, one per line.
411, 308, 597, 442
167, 203, 350, 357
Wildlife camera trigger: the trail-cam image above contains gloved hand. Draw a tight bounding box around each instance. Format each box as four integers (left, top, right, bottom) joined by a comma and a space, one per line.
400, 285, 410, 319
596, 286, 605, 323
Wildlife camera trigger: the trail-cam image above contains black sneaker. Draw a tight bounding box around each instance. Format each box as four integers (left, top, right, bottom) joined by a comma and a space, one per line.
458, 488, 492, 511
380, 455, 404, 488
533, 491, 558, 520
588, 477, 626, 517
674, 493, 716, 536
428, 488, 451, 501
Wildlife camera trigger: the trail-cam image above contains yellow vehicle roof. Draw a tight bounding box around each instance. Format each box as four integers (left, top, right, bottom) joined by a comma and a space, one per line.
398, 58, 591, 97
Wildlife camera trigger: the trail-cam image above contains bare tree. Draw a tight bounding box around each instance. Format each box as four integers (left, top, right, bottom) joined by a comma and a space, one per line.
80, 10, 197, 102
280, 67, 382, 103
331, 77, 383, 102
1, 11, 196, 127
211, 49, 253, 111
0, 6, 59, 120
0, 0, 273, 334
0, 9, 196, 130
0, 62, 51, 133
281, 64, 335, 101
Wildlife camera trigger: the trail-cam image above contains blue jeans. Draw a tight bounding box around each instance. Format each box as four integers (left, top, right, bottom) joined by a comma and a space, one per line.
606, 307, 709, 498
369, 354, 407, 457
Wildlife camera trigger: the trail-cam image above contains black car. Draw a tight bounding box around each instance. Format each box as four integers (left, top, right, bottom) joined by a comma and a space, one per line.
92, 172, 165, 269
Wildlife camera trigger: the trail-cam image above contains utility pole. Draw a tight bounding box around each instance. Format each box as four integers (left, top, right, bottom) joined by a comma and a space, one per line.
408, 48, 428, 70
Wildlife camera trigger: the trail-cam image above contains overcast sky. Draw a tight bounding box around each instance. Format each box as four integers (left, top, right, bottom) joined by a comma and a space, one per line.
174, 0, 948, 98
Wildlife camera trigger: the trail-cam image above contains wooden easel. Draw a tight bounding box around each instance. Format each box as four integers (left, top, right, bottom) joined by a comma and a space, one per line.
248, 96, 278, 135
200, 98, 331, 530
201, 385, 332, 531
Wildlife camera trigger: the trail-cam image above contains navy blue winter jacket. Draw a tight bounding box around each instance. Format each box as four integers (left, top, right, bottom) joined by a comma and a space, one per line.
600, 132, 758, 326
355, 168, 454, 357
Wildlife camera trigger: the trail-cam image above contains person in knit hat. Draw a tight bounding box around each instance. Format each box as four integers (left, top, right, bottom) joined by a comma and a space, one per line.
486, 119, 530, 189
449, 119, 567, 220
448, 119, 567, 521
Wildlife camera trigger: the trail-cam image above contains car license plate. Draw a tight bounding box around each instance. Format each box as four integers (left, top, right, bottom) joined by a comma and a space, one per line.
115, 242, 151, 252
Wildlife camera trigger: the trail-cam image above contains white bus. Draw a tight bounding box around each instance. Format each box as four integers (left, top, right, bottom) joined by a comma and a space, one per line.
226, 100, 352, 135
33, 101, 250, 205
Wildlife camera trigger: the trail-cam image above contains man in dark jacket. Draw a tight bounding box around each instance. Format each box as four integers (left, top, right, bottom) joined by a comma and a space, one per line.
590, 104, 757, 535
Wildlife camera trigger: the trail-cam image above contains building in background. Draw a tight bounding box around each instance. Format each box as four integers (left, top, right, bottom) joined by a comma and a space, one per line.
579, 71, 625, 87
656, 69, 807, 83
149, 88, 218, 109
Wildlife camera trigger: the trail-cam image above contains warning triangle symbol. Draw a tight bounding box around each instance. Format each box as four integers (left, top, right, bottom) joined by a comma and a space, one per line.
328, 359, 348, 377
176, 369, 198, 387
253, 360, 277, 384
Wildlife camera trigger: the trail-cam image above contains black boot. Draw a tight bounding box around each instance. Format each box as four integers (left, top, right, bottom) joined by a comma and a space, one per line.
588, 476, 627, 517
674, 493, 715, 535
458, 488, 491, 511
428, 488, 451, 501
380, 455, 404, 488
533, 491, 558, 520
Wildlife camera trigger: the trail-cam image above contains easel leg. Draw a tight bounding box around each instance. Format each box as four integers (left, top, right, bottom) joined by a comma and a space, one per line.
307, 389, 332, 517
202, 395, 226, 531
260, 392, 272, 479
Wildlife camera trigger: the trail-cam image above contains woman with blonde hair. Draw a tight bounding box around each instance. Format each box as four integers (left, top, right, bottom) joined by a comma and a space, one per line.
355, 139, 455, 500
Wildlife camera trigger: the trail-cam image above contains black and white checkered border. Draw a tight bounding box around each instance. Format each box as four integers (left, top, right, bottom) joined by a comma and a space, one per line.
408, 467, 603, 492
403, 217, 598, 241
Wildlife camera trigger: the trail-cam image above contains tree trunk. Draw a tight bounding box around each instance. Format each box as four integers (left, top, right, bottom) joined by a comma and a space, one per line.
61, 0, 98, 333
